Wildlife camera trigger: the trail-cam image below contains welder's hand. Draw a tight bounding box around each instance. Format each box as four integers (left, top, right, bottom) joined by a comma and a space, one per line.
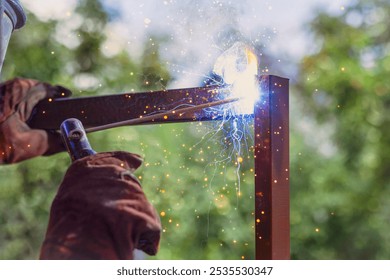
0, 77, 71, 164
40, 151, 161, 260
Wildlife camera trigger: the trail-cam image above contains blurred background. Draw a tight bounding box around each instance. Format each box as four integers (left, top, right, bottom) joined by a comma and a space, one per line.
1, 0, 389, 259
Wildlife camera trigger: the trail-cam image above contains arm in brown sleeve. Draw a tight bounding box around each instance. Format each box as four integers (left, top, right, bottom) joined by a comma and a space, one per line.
40, 151, 161, 260
0, 78, 71, 164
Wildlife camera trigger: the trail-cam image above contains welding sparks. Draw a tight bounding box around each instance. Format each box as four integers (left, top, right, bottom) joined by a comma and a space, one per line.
191, 43, 260, 201
210, 43, 260, 189
213, 42, 259, 114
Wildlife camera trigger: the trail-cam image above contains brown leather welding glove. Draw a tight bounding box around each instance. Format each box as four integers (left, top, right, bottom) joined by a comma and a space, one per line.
40, 151, 161, 260
0, 77, 72, 164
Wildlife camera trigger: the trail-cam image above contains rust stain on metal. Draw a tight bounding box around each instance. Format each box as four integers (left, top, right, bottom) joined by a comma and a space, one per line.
254, 75, 289, 260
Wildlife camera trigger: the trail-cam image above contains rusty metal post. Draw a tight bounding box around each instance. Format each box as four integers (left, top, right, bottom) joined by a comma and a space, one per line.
254, 75, 290, 259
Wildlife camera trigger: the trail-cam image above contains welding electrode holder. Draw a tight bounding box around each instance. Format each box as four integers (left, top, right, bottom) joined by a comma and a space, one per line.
60, 118, 96, 162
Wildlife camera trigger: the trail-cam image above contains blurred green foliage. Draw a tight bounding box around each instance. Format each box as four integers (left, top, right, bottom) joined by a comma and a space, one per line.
0, 0, 254, 259
292, 0, 390, 259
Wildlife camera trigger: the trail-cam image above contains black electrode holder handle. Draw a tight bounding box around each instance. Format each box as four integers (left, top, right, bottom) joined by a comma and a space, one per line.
60, 118, 96, 162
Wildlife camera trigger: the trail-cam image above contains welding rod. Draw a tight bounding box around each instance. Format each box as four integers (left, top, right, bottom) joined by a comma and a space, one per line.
85, 97, 239, 133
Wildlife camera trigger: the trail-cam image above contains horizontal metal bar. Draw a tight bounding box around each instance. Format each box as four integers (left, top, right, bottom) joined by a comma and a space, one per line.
28, 85, 233, 130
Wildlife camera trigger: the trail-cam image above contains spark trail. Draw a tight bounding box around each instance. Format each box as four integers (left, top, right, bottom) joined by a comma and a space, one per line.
199, 42, 260, 197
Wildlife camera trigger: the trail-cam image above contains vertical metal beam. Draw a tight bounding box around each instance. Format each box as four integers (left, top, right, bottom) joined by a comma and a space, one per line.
254, 75, 290, 259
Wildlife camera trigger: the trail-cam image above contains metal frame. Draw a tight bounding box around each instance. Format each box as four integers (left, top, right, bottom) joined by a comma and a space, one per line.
30, 74, 290, 259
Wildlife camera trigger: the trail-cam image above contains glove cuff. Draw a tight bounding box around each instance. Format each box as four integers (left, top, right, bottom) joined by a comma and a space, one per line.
72, 151, 143, 172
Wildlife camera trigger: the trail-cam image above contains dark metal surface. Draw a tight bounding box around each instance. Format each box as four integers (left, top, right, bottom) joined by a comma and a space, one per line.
255, 75, 290, 259
28, 86, 229, 130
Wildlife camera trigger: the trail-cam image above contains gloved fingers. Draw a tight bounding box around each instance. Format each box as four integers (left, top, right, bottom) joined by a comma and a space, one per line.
56, 152, 144, 181
83, 151, 144, 173
136, 228, 161, 256
0, 78, 39, 122
1, 115, 65, 163
0, 78, 71, 163
41, 152, 162, 259
44, 130, 66, 155
22, 83, 72, 122
0, 77, 72, 122
43, 190, 162, 259
43, 83, 72, 99
134, 207, 161, 255
40, 211, 126, 260
1, 121, 52, 163
106, 199, 161, 256
17, 83, 50, 122
19, 130, 54, 162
